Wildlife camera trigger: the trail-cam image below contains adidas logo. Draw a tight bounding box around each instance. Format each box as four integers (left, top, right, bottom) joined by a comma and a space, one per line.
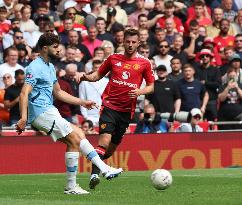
115, 62, 122, 67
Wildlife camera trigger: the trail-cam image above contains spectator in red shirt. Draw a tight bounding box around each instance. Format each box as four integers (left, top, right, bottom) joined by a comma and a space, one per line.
80, 29, 155, 189
200, 37, 222, 66
187, 0, 211, 21
156, 1, 184, 33
54, 66, 75, 123
0, 6, 10, 42
185, 0, 212, 33
214, 19, 235, 57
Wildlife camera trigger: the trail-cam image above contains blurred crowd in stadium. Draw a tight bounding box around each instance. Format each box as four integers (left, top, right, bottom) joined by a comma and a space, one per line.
0, 0, 241, 133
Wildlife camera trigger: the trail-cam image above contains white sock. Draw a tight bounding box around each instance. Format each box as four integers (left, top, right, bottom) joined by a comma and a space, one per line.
80, 139, 109, 173
65, 152, 79, 189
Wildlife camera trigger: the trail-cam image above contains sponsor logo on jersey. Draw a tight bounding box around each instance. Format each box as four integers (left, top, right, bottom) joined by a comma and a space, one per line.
122, 71, 130, 80
124, 64, 131, 69
112, 79, 138, 88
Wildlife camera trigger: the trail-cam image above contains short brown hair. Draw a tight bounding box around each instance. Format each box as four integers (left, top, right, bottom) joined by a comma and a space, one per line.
164, 1, 174, 8
182, 63, 195, 71
124, 29, 139, 39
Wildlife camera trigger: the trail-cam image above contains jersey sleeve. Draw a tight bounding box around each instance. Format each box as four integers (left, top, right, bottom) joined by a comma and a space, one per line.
143, 60, 155, 85
25, 65, 38, 87
98, 55, 112, 76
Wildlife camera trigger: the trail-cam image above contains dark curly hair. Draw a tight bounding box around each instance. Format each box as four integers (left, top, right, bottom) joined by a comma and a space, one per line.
37, 33, 60, 49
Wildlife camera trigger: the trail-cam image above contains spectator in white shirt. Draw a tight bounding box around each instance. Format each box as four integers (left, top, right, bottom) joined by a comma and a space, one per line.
0, 47, 24, 89
79, 59, 108, 125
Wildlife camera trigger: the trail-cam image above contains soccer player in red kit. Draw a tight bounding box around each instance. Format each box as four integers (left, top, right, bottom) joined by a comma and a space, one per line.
80, 29, 155, 189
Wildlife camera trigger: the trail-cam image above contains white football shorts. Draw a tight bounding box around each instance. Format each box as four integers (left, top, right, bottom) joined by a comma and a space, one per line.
32, 107, 73, 142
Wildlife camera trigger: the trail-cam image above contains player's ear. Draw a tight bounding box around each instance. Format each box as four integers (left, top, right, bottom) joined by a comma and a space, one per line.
43, 46, 48, 52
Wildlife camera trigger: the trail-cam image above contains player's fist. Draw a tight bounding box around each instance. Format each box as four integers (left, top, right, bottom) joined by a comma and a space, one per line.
16, 118, 27, 135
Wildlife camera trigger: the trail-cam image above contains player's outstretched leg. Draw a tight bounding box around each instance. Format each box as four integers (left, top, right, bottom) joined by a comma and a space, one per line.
64, 152, 89, 195
79, 139, 123, 180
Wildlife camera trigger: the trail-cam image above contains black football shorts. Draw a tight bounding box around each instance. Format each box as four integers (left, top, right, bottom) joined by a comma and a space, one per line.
99, 107, 131, 145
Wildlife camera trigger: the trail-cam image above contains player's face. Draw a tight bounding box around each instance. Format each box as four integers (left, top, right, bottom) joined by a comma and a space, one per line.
47, 43, 60, 60
124, 34, 140, 56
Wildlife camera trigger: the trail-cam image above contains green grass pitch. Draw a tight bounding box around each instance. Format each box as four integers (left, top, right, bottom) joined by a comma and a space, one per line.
0, 169, 241, 205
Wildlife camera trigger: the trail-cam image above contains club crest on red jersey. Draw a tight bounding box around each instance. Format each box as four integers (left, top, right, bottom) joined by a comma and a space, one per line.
133, 64, 140, 70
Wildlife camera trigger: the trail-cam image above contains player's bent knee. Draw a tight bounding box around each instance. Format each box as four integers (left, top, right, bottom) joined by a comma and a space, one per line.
70, 124, 86, 140
66, 132, 80, 150
99, 133, 112, 146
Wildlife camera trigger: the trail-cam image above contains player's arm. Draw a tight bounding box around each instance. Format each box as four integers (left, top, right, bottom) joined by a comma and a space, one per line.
139, 83, 154, 95
80, 56, 111, 82
128, 83, 154, 98
80, 71, 104, 82
16, 83, 33, 134
53, 82, 97, 109
129, 60, 155, 98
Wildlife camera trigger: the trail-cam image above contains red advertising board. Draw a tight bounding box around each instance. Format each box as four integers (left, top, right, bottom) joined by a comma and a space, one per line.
0, 132, 242, 174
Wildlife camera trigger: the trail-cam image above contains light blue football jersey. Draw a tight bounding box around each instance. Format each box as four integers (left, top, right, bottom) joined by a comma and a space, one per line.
25, 57, 57, 123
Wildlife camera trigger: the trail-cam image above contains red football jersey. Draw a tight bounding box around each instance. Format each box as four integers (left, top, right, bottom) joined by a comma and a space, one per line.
157, 16, 184, 33
98, 53, 155, 114
214, 35, 235, 52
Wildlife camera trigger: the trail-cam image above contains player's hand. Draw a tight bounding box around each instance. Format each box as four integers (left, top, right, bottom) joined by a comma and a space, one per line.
81, 100, 99, 110
128, 89, 141, 98
15, 118, 27, 135
75, 72, 86, 83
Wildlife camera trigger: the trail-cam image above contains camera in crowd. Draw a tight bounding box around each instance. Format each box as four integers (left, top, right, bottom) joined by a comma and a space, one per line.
159, 111, 192, 123
144, 113, 162, 125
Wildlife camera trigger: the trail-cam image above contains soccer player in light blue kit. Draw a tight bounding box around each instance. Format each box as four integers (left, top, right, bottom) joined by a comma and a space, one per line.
16, 33, 123, 195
